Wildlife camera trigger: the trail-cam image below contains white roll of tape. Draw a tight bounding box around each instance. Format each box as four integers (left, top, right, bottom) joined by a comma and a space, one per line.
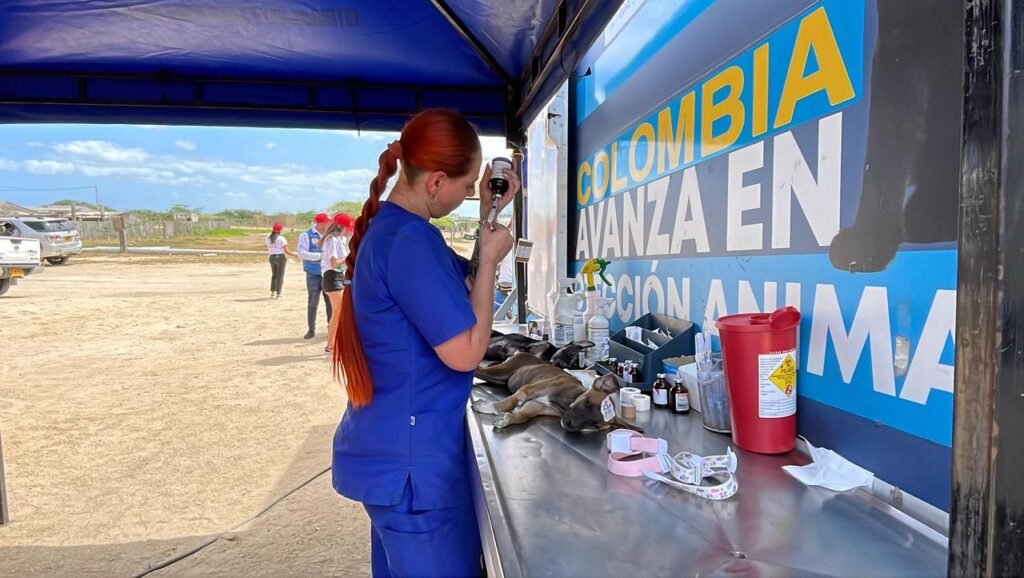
632, 393, 651, 412
620, 387, 641, 407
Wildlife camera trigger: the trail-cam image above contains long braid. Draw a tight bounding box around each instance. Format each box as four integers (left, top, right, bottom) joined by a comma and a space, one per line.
332, 143, 400, 406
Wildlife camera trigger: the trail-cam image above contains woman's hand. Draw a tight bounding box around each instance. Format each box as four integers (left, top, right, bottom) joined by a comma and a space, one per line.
478, 223, 514, 267
478, 155, 521, 223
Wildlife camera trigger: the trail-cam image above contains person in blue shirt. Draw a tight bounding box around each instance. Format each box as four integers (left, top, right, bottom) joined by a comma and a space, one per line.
330, 108, 517, 578
297, 212, 333, 339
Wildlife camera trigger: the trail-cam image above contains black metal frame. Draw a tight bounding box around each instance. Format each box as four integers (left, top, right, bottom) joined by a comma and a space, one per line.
0, 68, 507, 125
517, 0, 625, 119
950, 0, 1024, 575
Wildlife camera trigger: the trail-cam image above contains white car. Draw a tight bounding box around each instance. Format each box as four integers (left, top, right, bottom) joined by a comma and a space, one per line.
0, 217, 82, 265
0, 235, 41, 296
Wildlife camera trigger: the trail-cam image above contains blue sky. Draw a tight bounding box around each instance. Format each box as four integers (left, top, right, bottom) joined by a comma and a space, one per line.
0, 124, 509, 216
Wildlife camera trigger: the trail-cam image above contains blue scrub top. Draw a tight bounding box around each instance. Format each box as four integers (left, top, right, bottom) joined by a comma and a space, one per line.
333, 202, 478, 510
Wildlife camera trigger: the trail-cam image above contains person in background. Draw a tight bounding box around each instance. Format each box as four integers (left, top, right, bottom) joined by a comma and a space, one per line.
330, 108, 517, 578
321, 212, 354, 354
266, 222, 297, 300
298, 212, 334, 339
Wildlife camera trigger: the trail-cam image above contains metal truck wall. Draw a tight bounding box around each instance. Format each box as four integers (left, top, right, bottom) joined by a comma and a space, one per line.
570, 0, 961, 509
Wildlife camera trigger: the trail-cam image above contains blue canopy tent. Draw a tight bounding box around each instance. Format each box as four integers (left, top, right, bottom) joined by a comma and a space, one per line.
0, 0, 624, 140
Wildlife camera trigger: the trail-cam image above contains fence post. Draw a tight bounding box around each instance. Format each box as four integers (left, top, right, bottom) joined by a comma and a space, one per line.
113, 216, 127, 253
1, 424, 10, 526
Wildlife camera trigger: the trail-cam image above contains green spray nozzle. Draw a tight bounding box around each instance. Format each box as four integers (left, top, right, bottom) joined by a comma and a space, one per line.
581, 258, 612, 291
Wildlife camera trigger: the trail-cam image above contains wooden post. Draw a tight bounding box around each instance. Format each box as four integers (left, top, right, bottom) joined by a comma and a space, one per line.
113, 215, 127, 253
0, 425, 9, 526
950, 0, 1024, 575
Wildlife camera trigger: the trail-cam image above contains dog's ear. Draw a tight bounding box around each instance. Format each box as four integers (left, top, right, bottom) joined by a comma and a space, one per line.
527, 342, 553, 357
570, 340, 595, 349
592, 374, 620, 393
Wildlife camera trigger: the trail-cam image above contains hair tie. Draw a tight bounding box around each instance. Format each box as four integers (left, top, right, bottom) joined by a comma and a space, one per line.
386, 140, 403, 161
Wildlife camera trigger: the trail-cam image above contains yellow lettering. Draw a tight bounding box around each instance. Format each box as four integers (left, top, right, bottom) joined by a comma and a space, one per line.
610, 142, 628, 193
753, 43, 769, 137
593, 150, 611, 200
657, 92, 696, 172
701, 66, 745, 156
629, 122, 655, 182
775, 7, 855, 128
577, 162, 592, 205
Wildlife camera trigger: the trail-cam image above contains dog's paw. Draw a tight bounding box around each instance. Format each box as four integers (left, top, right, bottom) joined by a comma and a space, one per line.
472, 400, 498, 415
493, 413, 513, 429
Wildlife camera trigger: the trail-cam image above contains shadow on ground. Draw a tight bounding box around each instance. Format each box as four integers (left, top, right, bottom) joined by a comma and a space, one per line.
0, 425, 370, 578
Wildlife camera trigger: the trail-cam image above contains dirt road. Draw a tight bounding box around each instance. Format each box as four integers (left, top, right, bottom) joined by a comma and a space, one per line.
0, 255, 370, 577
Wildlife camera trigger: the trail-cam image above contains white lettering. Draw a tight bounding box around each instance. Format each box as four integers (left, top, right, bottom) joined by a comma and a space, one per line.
772, 112, 842, 248
704, 279, 729, 336
575, 206, 590, 260
646, 177, 671, 256
643, 275, 665, 315
727, 141, 764, 251
807, 284, 896, 395
600, 199, 621, 258
667, 277, 691, 321
622, 186, 646, 257
616, 274, 634, 321
901, 290, 956, 404
671, 167, 711, 254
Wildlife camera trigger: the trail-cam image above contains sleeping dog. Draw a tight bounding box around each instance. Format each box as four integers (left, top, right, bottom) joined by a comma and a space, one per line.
486, 331, 593, 369
473, 353, 640, 433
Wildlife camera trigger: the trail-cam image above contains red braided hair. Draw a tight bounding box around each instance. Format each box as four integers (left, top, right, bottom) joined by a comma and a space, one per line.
333, 108, 481, 407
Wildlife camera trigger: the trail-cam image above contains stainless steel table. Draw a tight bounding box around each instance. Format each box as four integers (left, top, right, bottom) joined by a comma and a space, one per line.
467, 381, 948, 578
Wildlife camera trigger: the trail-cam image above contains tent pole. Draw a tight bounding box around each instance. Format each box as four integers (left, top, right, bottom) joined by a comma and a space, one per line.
1, 425, 9, 526
429, 0, 514, 86
950, 0, 1024, 574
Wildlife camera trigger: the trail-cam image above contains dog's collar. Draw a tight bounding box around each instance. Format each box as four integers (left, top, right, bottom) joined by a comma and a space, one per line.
605, 429, 738, 500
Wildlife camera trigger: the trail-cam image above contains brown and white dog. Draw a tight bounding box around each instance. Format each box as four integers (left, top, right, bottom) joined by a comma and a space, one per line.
473, 353, 641, 433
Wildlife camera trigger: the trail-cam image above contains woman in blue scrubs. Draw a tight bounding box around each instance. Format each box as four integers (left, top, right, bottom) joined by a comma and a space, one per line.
330, 108, 518, 578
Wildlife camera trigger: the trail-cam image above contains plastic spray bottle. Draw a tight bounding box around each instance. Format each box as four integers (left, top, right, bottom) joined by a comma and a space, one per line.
587, 298, 615, 363
551, 278, 582, 347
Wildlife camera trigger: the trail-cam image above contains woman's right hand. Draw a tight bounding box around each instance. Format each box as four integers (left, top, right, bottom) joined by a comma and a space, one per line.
479, 223, 514, 267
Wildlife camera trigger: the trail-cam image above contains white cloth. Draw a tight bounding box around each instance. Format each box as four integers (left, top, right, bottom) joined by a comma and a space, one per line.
320, 234, 350, 275
297, 228, 321, 262
782, 438, 875, 492
497, 252, 515, 288
266, 234, 287, 255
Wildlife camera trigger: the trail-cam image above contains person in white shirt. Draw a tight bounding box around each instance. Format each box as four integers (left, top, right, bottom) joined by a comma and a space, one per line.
298, 213, 334, 339
320, 213, 354, 353
266, 223, 297, 299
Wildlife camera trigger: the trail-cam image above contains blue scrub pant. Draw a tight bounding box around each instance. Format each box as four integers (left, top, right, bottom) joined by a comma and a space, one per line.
363, 481, 482, 578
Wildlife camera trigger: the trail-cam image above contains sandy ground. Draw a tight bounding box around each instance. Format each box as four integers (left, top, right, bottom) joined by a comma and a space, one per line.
0, 254, 371, 577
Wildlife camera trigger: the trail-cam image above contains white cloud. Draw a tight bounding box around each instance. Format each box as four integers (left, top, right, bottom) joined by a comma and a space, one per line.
335, 130, 397, 142
52, 140, 149, 164
23, 160, 75, 175
26, 142, 46, 148
224, 192, 249, 198
174, 139, 197, 151
0, 158, 19, 171
265, 142, 278, 150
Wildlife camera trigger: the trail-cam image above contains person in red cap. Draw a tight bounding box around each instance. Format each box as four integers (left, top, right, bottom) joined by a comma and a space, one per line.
266, 222, 297, 299
297, 212, 335, 338
320, 213, 354, 352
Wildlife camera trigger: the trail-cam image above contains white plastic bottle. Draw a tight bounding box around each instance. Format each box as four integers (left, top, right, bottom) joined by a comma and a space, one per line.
551, 278, 579, 347
587, 298, 613, 362
573, 311, 586, 342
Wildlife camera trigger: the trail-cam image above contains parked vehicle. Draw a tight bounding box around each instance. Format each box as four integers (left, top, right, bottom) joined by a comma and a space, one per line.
0, 216, 82, 265
0, 234, 41, 297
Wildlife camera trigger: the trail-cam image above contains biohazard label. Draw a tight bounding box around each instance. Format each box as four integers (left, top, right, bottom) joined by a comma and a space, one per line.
759, 350, 797, 418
